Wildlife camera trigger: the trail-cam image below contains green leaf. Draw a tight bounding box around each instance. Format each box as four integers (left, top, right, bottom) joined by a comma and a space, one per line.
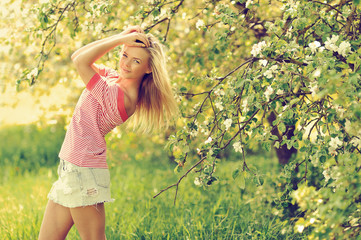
238, 172, 246, 189
254, 175, 264, 186
300, 146, 308, 152
353, 0, 360, 5
290, 98, 299, 106
262, 142, 271, 152
180, 86, 187, 92
174, 165, 182, 173
279, 122, 286, 133
232, 169, 240, 179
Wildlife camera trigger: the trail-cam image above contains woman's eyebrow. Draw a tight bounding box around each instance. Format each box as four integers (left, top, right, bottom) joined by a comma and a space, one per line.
123, 51, 142, 61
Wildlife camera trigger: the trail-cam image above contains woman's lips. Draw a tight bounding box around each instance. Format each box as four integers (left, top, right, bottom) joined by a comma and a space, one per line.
122, 68, 131, 73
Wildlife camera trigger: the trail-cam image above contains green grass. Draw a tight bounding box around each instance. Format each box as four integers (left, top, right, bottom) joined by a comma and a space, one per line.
0, 155, 303, 240
0, 123, 305, 239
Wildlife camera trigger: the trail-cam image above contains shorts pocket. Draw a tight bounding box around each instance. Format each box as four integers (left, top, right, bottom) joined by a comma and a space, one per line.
90, 168, 110, 188
60, 168, 80, 187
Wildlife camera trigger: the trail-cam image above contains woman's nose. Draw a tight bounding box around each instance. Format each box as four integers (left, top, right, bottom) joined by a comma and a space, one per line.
125, 59, 131, 67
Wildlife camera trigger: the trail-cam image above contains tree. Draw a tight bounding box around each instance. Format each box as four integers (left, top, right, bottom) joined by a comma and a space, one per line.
3, 0, 361, 238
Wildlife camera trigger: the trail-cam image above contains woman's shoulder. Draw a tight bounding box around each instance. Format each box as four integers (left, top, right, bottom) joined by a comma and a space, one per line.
117, 84, 137, 118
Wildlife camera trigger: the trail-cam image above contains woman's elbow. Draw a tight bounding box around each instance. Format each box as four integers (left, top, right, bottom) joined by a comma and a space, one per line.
71, 52, 79, 64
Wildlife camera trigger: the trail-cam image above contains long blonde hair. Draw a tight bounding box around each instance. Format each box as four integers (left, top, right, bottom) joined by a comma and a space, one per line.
126, 33, 179, 133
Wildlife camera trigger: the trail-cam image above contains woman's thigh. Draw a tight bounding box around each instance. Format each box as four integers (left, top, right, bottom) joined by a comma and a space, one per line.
70, 203, 106, 240
38, 200, 74, 240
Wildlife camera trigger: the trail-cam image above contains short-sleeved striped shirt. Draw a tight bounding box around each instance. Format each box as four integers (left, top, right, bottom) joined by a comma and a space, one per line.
59, 66, 128, 168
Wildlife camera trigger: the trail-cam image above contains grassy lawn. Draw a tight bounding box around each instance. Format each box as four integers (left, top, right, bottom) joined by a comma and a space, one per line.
0, 154, 305, 240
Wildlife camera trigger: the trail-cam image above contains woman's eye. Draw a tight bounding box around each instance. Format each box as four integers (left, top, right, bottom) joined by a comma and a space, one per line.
123, 54, 127, 58
134, 60, 140, 64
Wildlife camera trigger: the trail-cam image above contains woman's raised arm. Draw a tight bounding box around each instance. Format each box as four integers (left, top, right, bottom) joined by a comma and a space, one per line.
71, 26, 148, 85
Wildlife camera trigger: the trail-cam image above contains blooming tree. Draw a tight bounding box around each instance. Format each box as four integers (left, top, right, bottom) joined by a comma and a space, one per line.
3, 0, 361, 238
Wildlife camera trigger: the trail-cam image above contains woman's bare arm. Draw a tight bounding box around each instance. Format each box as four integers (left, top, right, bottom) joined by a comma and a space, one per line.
71, 27, 148, 85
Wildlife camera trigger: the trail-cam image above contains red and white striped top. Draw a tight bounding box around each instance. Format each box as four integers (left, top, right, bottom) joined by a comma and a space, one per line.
59, 66, 128, 168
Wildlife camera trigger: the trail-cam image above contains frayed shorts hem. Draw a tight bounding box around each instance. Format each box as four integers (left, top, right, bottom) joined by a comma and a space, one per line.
47, 159, 115, 208
48, 196, 114, 208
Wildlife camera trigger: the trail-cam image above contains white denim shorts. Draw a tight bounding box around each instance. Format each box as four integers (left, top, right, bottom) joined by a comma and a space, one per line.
48, 159, 114, 208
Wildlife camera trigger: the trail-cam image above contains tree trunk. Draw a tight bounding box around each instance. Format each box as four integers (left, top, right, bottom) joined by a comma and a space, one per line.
267, 111, 297, 165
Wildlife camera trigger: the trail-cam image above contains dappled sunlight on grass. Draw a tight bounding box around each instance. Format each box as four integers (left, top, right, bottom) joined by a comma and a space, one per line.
0, 156, 298, 239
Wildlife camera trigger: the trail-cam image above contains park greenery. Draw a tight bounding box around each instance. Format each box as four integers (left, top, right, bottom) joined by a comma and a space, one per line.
1, 0, 361, 239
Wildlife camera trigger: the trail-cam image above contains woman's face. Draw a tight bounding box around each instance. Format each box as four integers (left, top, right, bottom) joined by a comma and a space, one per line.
119, 46, 151, 80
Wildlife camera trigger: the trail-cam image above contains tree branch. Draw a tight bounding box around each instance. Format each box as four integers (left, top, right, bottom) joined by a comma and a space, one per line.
153, 156, 206, 205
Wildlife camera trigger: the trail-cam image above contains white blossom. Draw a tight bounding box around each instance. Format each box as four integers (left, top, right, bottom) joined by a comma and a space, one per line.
313, 69, 321, 78
95, 23, 104, 33
264, 65, 278, 79
333, 105, 345, 118
205, 137, 213, 144
310, 218, 316, 224
259, 59, 268, 67
285, 26, 293, 38
323, 169, 330, 183
330, 137, 343, 149
233, 141, 243, 153
264, 70, 273, 78
224, 119, 232, 131
270, 65, 278, 71
337, 41, 351, 57
345, 119, 352, 133
251, 41, 267, 57
215, 101, 224, 111
325, 35, 339, 52
309, 82, 318, 97
264, 85, 274, 101
194, 177, 202, 186
182, 12, 187, 19
242, 99, 249, 112
328, 137, 342, 155
297, 225, 305, 233
309, 41, 321, 54
246, 0, 253, 8
196, 19, 205, 30
26, 68, 38, 80
214, 88, 225, 96
276, 89, 285, 95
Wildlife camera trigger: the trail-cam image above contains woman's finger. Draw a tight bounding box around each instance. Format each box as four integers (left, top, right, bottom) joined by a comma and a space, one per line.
136, 34, 150, 47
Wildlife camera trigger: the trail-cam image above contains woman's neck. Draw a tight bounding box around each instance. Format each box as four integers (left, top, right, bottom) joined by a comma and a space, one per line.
117, 77, 142, 100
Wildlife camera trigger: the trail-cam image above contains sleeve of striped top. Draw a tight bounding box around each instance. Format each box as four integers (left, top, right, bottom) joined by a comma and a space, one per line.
95, 64, 119, 79
86, 73, 128, 123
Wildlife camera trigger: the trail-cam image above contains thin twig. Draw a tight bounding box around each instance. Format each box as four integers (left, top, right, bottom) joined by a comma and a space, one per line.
153, 156, 207, 205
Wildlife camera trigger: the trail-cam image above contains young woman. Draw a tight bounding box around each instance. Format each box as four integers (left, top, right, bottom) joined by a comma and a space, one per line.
38, 26, 178, 240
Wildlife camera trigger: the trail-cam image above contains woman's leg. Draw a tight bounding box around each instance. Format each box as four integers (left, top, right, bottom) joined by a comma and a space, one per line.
38, 200, 74, 240
70, 203, 106, 240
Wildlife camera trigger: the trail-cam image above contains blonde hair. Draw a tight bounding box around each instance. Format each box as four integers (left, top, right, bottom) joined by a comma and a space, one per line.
126, 33, 179, 133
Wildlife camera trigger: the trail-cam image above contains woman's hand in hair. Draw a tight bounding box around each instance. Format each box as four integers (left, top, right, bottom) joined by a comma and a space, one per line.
121, 25, 144, 35
119, 32, 150, 48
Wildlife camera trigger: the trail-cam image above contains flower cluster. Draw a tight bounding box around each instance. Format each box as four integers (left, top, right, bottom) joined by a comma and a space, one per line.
264, 85, 274, 101
223, 119, 232, 131
250, 41, 267, 57
196, 19, 205, 30
324, 35, 352, 57
328, 137, 343, 156
26, 68, 38, 80
233, 141, 243, 153
308, 41, 322, 54
263, 65, 278, 79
